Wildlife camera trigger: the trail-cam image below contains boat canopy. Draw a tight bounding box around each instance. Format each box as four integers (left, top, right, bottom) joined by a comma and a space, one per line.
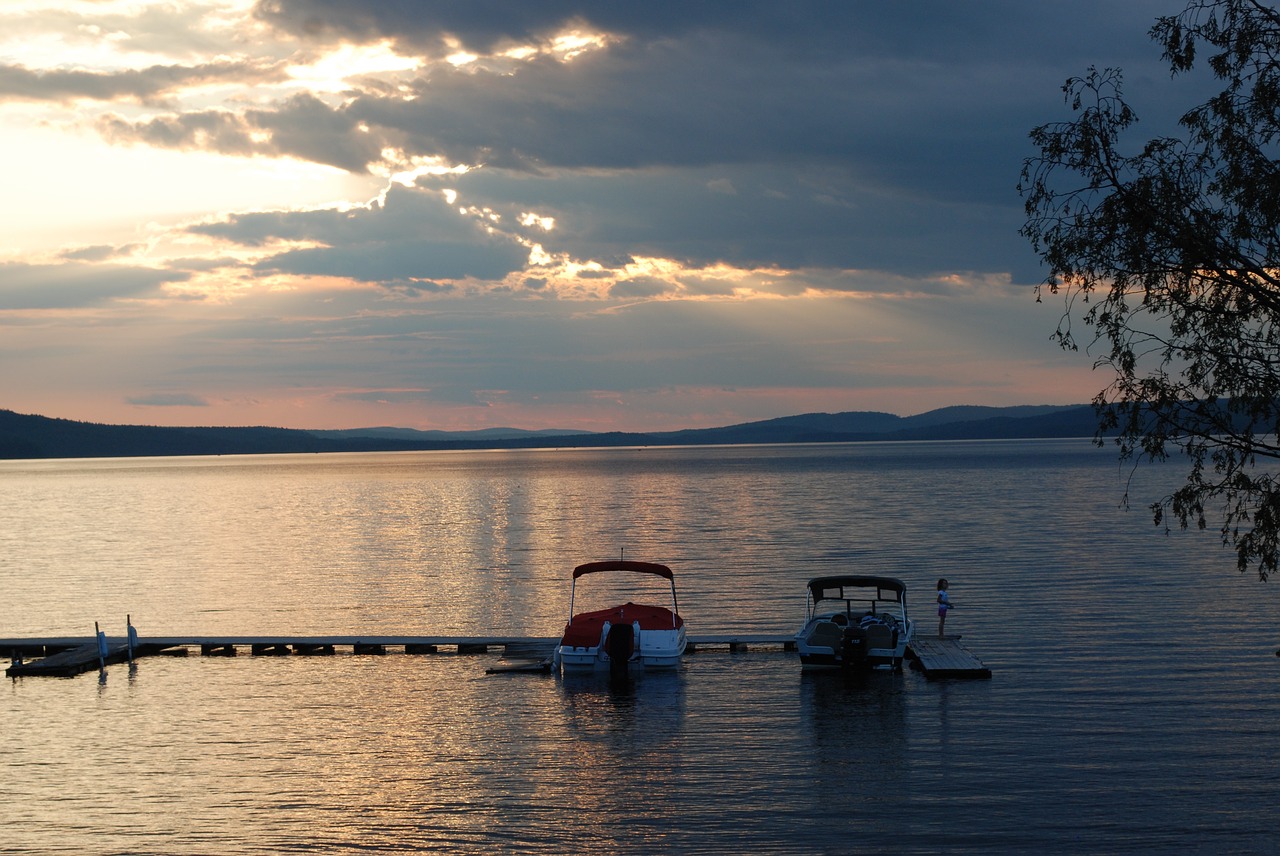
573, 560, 674, 580
807, 575, 906, 605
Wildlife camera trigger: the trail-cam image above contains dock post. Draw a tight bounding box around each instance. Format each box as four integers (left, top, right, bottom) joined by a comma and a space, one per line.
405, 643, 438, 654
126, 615, 137, 664
201, 643, 236, 657
94, 622, 107, 672
251, 643, 290, 656
292, 643, 335, 656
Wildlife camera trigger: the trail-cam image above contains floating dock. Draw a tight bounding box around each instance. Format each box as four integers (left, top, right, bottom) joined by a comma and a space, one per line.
4, 633, 800, 678
3, 640, 187, 678
6, 633, 990, 679
905, 635, 992, 679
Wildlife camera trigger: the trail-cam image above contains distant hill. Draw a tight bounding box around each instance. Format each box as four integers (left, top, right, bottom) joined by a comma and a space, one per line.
0, 404, 1103, 460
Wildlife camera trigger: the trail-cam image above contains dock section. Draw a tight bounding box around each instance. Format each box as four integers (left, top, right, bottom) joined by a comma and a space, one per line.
7, 633, 992, 678
687, 634, 794, 653
906, 635, 991, 679
6, 633, 798, 677
4, 640, 185, 678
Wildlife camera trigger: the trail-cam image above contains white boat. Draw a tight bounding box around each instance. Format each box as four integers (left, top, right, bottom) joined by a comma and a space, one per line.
554, 560, 687, 673
794, 576, 913, 671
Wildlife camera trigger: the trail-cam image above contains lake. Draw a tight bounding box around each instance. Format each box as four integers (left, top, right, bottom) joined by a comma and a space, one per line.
3, 440, 1278, 854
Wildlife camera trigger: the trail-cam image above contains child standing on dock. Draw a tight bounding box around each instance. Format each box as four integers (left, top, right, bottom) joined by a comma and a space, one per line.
937, 578, 951, 638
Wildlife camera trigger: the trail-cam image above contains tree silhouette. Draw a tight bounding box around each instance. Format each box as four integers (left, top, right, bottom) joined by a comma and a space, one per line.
1020, 0, 1280, 580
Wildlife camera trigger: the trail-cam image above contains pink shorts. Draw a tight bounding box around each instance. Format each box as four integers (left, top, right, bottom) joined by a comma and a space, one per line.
938, 606, 948, 617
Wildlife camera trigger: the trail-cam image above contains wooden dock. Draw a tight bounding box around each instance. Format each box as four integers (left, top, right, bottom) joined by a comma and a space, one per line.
4, 633, 800, 677
6, 633, 991, 678
906, 635, 991, 679
3, 640, 187, 678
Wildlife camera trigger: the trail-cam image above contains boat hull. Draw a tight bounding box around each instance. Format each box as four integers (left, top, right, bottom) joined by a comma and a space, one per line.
557, 605, 687, 672
797, 647, 906, 671
795, 618, 912, 672
558, 629, 687, 671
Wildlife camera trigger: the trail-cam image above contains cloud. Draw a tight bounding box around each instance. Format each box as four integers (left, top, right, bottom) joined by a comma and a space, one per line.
0, 262, 185, 310
0, 0, 1183, 430
126, 392, 209, 407
60, 0, 1183, 288
331, 389, 433, 404
251, 1, 1160, 61
97, 92, 387, 172
608, 276, 669, 300
439, 165, 1024, 276
0, 2, 276, 64
59, 244, 145, 262
190, 183, 532, 283
0, 60, 287, 104
74, 0, 1169, 288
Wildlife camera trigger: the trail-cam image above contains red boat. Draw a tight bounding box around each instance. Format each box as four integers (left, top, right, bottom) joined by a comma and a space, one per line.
554, 560, 687, 672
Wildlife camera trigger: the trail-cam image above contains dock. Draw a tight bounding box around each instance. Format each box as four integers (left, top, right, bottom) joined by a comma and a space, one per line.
3, 640, 187, 678
905, 635, 991, 679
4, 633, 799, 678
6, 633, 991, 679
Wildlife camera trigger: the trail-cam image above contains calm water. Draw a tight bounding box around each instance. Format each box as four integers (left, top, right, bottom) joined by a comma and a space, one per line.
3, 440, 1278, 854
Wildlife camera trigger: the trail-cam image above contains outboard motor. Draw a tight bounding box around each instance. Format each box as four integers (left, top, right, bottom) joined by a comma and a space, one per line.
606, 622, 634, 676
841, 626, 869, 669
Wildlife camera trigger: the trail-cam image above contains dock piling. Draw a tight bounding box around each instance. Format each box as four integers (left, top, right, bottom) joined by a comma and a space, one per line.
251, 643, 290, 656
405, 643, 438, 654
94, 622, 107, 672
201, 643, 236, 656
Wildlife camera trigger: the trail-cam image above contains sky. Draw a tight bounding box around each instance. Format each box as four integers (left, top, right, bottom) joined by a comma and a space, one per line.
0, 0, 1200, 432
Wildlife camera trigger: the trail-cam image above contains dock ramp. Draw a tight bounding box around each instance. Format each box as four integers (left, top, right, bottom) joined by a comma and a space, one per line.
907, 636, 991, 679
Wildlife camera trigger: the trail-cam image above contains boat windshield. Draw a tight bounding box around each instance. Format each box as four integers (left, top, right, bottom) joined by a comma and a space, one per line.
806, 576, 907, 620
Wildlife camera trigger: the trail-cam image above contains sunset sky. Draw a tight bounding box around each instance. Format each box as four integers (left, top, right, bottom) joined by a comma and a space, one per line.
0, 1, 1197, 432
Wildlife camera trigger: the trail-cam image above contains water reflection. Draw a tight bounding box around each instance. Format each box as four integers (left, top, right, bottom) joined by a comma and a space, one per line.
7, 442, 1279, 853
557, 669, 686, 753
799, 670, 909, 806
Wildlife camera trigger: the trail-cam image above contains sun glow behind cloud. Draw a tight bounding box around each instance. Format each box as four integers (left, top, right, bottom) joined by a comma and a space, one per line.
549, 30, 616, 61
286, 41, 421, 94
0, 1, 1113, 432
0, 113, 378, 254
0, 0, 260, 70
444, 26, 616, 70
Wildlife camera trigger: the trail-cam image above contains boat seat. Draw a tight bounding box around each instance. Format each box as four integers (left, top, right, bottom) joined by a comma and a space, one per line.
807, 621, 844, 650
864, 624, 894, 650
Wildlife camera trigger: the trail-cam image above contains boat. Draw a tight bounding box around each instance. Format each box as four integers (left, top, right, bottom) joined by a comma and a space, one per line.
794, 576, 913, 671
554, 560, 687, 673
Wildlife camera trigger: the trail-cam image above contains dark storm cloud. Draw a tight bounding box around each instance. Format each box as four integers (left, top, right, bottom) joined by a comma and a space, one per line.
124, 2, 1176, 182
441, 165, 1017, 275
201, 2, 1169, 280
90, 1, 1190, 284
253, 1, 1162, 62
